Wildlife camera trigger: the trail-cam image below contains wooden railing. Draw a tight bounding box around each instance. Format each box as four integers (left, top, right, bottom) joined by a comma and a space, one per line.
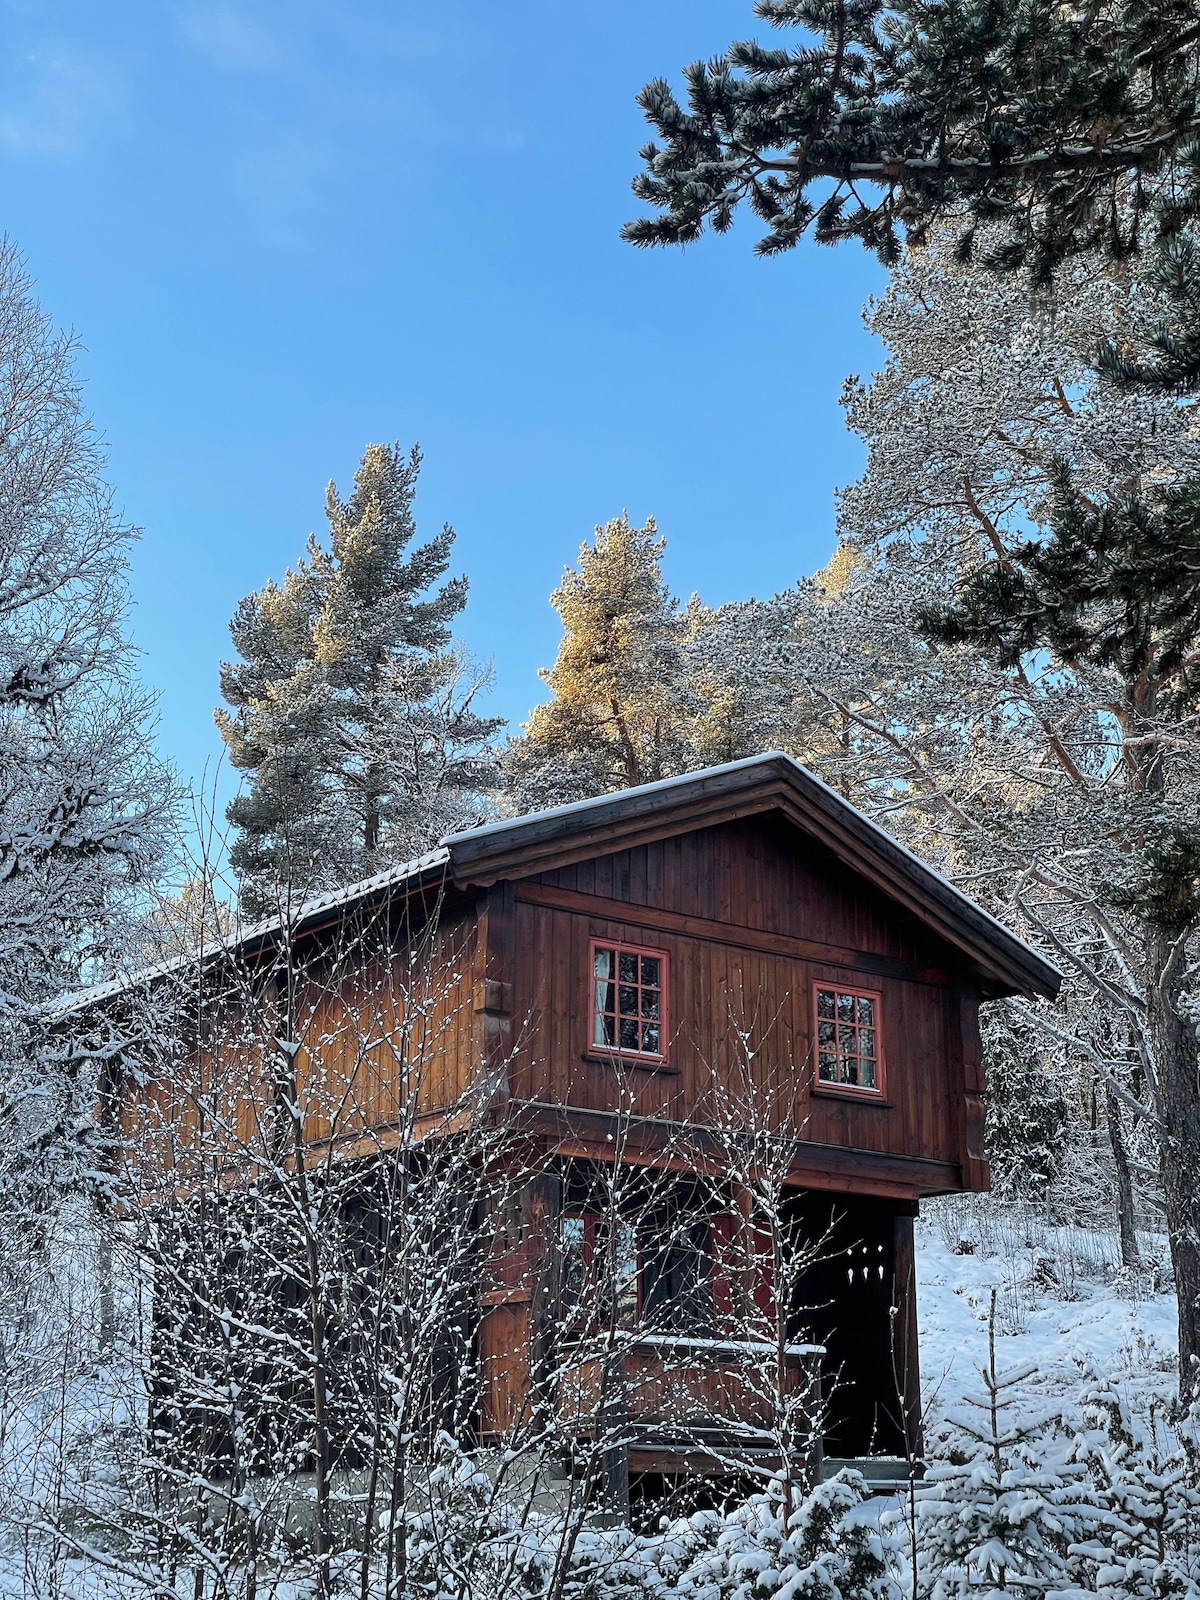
556, 1333, 823, 1472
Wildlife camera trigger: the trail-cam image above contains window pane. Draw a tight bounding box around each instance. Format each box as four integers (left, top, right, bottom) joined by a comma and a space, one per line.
563, 1216, 585, 1251
859, 1027, 876, 1060
818, 1051, 836, 1080
818, 1020, 836, 1049
840, 1054, 859, 1084
836, 992, 855, 1021
816, 989, 835, 1020
838, 1024, 857, 1054
859, 1057, 877, 1089
593, 944, 667, 1057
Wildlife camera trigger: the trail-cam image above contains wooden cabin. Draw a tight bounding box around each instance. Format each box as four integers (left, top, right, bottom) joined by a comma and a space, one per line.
67, 752, 1060, 1501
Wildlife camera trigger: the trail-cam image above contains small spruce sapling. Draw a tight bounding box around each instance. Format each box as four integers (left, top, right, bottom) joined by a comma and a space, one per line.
669, 1469, 901, 1600
1070, 1383, 1200, 1598
911, 1289, 1100, 1599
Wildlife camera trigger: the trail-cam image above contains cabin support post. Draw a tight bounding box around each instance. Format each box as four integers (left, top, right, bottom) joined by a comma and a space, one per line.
433, 1181, 477, 1444
891, 1204, 923, 1465
599, 1394, 630, 1526
957, 990, 990, 1193
528, 1162, 563, 1426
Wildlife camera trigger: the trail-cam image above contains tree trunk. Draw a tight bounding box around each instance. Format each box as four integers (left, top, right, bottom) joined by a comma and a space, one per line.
1102, 1077, 1139, 1270
364, 798, 380, 857
1145, 929, 1200, 1399
96, 1223, 115, 1356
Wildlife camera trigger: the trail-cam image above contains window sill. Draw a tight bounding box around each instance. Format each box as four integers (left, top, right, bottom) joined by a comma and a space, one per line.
811, 1084, 892, 1106
582, 1051, 679, 1075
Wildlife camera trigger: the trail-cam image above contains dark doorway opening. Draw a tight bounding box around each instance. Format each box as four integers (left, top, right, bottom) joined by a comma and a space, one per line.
789, 1192, 908, 1458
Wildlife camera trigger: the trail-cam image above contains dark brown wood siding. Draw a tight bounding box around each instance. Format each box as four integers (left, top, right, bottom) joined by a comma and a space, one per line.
506, 817, 967, 1176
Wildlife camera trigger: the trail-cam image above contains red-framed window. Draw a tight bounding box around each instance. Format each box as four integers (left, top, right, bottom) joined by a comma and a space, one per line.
813, 982, 884, 1096
560, 1213, 640, 1329
589, 940, 668, 1060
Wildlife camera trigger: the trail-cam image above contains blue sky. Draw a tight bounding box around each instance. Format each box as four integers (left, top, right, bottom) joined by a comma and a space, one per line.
0, 0, 885, 804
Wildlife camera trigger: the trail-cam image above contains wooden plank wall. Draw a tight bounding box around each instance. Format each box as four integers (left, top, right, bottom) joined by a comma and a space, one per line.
507, 817, 966, 1171
121, 902, 482, 1167
292, 905, 481, 1142
122, 814, 985, 1187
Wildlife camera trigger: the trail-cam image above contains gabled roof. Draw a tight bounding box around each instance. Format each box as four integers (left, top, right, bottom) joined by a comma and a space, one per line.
446, 752, 1060, 999
55, 752, 1059, 1017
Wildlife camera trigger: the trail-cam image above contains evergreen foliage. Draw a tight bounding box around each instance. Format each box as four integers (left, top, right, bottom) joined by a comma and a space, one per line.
695, 230, 1199, 1381
216, 443, 501, 917
1097, 236, 1200, 394
919, 467, 1200, 732
1072, 1384, 1200, 1598
912, 1293, 1101, 1598
507, 513, 786, 810
668, 1472, 900, 1600
920, 460, 1200, 935
980, 1012, 1070, 1204
623, 0, 1200, 278
902, 1297, 1200, 1598
508, 513, 690, 807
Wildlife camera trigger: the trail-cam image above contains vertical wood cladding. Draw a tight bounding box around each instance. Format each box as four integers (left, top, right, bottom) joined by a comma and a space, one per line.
129, 814, 981, 1186
123, 902, 482, 1168
291, 904, 480, 1138
289, 902, 480, 1139
508, 817, 965, 1173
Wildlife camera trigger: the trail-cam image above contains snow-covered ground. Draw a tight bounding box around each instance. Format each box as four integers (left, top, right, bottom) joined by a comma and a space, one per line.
916, 1195, 1179, 1448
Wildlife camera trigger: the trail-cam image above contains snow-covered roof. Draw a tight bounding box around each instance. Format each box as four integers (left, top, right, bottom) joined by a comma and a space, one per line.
53, 751, 1061, 1017
49, 845, 452, 1018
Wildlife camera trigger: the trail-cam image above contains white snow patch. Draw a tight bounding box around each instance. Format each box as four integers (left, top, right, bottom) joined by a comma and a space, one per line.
916, 1197, 1178, 1447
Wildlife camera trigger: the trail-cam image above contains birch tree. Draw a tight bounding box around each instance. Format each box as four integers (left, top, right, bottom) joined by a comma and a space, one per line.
0, 236, 173, 1232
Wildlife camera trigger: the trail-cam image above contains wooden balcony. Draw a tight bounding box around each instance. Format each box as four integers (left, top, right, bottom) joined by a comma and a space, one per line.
556, 1333, 823, 1476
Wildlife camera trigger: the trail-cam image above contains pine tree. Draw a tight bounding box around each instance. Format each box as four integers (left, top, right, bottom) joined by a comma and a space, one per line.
703, 231, 1195, 1389
921, 461, 1200, 1397
217, 443, 501, 918
622, 0, 1200, 278
507, 513, 694, 808
507, 514, 800, 811
980, 1011, 1070, 1205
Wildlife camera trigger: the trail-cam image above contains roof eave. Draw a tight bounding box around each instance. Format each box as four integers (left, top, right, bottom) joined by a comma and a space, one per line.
445, 754, 1061, 1003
